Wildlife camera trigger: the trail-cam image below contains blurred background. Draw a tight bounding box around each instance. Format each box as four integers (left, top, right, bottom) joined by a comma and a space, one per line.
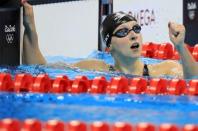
27, 0, 198, 58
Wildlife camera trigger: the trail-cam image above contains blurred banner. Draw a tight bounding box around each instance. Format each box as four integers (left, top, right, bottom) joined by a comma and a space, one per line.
33, 0, 99, 57
99, 0, 113, 51
29, 0, 198, 57
183, 0, 198, 46
0, 0, 21, 65
113, 0, 183, 44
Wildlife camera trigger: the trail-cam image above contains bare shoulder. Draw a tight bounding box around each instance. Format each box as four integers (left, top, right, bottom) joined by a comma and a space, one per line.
72, 59, 109, 71
160, 60, 182, 68
149, 60, 181, 70
148, 60, 183, 78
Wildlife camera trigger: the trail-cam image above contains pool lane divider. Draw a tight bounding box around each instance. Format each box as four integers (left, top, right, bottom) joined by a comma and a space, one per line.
141, 43, 198, 61
0, 73, 197, 96
0, 118, 198, 131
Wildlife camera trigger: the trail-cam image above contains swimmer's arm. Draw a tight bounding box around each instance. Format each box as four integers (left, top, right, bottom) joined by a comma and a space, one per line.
148, 60, 183, 78
176, 44, 198, 78
169, 22, 198, 78
71, 59, 109, 71
164, 60, 183, 78
22, 31, 46, 65
46, 62, 72, 69
22, 2, 46, 65
45, 60, 109, 71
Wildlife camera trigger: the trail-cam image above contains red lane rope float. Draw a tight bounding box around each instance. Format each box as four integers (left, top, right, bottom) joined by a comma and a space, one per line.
172, 50, 180, 60
31, 74, 51, 93
146, 78, 168, 95
89, 76, 108, 94
159, 123, 179, 131
167, 79, 187, 95
188, 79, 198, 95
67, 120, 87, 131
112, 122, 133, 131
1, 118, 198, 131
0, 118, 20, 131
14, 73, 34, 92
128, 77, 147, 94
186, 44, 194, 54
0, 73, 13, 92
141, 43, 198, 60
0, 73, 198, 96
107, 76, 128, 94
192, 44, 198, 61
22, 119, 42, 131
157, 43, 174, 60
45, 120, 65, 131
50, 75, 70, 93
71, 76, 90, 93
183, 124, 198, 131
90, 121, 109, 131
136, 122, 155, 131
141, 42, 160, 58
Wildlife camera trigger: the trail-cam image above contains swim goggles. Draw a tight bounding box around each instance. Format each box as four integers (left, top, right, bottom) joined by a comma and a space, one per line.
112, 24, 141, 38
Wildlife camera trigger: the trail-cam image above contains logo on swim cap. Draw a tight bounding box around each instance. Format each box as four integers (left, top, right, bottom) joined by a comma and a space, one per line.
105, 33, 110, 42
114, 12, 126, 22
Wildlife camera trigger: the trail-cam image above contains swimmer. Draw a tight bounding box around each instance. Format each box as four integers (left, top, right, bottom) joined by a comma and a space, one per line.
73, 12, 198, 78
22, 2, 198, 79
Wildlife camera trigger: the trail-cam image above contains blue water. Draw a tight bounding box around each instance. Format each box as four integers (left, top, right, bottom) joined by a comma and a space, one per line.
0, 51, 198, 125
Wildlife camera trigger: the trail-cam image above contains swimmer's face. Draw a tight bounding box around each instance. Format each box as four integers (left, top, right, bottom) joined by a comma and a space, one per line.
110, 21, 143, 58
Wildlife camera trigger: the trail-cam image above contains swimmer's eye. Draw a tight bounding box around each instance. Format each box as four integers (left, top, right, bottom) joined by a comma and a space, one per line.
112, 25, 141, 38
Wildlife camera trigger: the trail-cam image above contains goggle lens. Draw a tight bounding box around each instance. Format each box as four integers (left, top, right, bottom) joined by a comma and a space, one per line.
113, 25, 141, 38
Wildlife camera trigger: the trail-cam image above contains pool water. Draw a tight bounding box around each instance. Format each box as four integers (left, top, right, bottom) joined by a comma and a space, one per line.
0, 50, 197, 125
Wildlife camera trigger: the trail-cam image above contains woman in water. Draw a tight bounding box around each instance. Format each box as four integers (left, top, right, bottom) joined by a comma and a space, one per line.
22, 1, 198, 79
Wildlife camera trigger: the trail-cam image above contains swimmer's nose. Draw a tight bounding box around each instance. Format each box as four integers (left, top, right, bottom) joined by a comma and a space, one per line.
131, 36, 137, 41
129, 31, 138, 41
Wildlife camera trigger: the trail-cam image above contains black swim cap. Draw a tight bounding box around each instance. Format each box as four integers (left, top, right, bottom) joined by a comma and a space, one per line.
101, 11, 137, 47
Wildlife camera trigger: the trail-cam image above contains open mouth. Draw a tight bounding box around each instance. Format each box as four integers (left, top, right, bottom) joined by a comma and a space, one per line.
130, 42, 140, 49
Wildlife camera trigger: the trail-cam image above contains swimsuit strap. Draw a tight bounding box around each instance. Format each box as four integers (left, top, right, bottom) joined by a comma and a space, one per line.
109, 64, 150, 76
109, 65, 116, 71
143, 64, 149, 76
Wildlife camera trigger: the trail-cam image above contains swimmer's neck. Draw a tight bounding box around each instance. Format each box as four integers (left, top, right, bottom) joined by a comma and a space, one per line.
114, 56, 144, 75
